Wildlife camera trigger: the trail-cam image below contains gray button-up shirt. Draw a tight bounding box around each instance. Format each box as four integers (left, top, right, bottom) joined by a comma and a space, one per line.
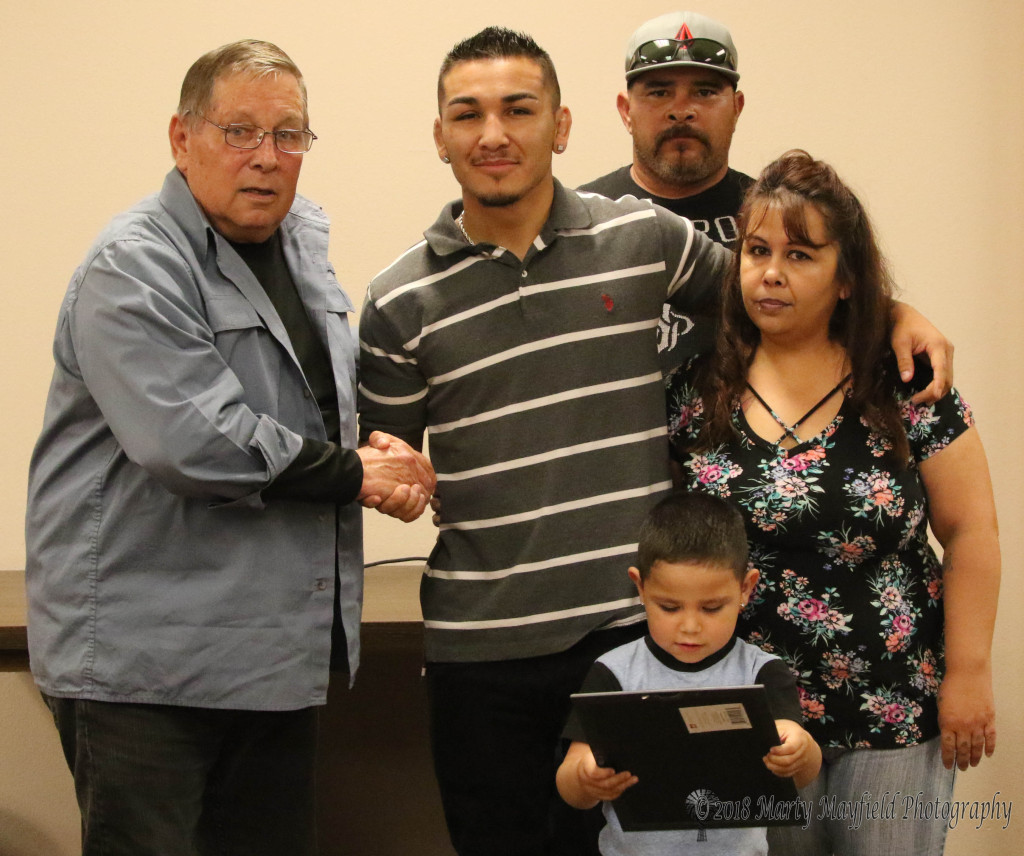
26, 169, 363, 710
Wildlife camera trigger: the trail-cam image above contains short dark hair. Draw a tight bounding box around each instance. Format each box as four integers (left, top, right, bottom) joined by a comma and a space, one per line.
437, 26, 561, 108
636, 492, 748, 581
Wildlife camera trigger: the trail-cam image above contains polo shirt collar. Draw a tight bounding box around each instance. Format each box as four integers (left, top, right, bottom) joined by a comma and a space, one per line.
423, 178, 596, 258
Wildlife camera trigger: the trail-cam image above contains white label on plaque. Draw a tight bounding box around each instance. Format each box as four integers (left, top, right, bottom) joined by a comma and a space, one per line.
679, 703, 752, 733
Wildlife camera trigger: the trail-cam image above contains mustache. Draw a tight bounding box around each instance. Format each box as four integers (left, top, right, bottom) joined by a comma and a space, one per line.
656, 126, 710, 147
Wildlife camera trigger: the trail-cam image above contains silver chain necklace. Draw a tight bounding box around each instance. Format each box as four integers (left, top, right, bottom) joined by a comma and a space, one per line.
456, 211, 474, 244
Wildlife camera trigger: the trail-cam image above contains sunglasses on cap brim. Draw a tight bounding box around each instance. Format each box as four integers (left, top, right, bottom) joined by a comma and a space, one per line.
628, 38, 736, 74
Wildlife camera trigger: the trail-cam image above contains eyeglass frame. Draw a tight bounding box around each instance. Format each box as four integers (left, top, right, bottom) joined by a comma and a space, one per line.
196, 114, 318, 153
627, 37, 737, 77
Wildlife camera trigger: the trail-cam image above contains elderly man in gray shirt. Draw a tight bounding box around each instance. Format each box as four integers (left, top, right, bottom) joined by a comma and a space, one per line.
25, 39, 433, 856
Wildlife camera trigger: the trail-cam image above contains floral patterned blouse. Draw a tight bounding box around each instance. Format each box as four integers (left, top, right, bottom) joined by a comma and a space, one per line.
667, 361, 974, 749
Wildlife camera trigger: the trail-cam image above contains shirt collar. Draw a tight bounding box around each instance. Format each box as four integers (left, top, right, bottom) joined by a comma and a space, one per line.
157, 168, 328, 264
644, 634, 738, 672
423, 178, 595, 258
158, 168, 215, 261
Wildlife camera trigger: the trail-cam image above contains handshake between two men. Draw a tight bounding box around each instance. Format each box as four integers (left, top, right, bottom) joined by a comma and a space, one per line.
357, 431, 436, 523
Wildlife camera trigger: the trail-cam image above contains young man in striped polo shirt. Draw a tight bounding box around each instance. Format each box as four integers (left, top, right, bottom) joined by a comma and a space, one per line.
359, 25, 729, 854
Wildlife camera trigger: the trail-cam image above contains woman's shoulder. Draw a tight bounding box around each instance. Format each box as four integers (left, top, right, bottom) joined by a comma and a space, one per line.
890, 354, 934, 400
885, 354, 975, 458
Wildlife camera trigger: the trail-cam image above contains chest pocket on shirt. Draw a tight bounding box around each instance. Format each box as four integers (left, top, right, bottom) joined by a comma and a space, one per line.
205, 296, 266, 333
203, 295, 285, 419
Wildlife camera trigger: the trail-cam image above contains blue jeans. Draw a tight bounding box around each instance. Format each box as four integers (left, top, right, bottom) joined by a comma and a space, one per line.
44, 695, 318, 856
768, 737, 954, 855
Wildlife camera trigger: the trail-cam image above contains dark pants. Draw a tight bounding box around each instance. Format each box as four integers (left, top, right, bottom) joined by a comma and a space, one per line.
425, 624, 646, 856
43, 695, 318, 856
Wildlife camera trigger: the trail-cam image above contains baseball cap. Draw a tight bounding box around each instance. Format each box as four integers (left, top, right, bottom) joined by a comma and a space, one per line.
624, 11, 739, 84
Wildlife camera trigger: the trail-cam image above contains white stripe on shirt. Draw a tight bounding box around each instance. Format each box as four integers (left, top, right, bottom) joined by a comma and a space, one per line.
374, 253, 484, 309
406, 262, 668, 351
436, 428, 668, 482
428, 319, 658, 386
357, 383, 428, 406
423, 596, 642, 630
429, 372, 664, 435
427, 543, 638, 581
667, 217, 698, 298
358, 339, 418, 365
439, 481, 672, 531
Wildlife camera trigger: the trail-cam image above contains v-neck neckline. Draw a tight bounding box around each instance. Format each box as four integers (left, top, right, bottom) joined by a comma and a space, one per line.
736, 389, 850, 456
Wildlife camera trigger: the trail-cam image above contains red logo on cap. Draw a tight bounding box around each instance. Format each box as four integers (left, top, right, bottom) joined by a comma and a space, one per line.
675, 23, 695, 41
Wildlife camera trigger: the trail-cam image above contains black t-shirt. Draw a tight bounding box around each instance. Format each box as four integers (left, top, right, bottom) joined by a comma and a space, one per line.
229, 233, 362, 504
579, 166, 753, 248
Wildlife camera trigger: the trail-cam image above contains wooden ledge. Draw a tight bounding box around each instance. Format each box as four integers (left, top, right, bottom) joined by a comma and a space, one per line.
0, 571, 27, 650
0, 565, 424, 653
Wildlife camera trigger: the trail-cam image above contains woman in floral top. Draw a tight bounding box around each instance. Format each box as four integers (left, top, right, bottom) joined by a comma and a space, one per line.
667, 151, 999, 855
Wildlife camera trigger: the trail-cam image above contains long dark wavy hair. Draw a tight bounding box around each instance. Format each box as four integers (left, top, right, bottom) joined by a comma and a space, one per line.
693, 149, 910, 465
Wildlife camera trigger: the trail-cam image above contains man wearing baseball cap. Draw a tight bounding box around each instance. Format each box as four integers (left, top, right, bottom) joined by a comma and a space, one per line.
579, 11, 750, 369
580, 11, 953, 393
579, 11, 749, 248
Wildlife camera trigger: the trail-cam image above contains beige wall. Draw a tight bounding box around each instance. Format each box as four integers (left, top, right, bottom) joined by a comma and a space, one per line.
3, 0, 1022, 852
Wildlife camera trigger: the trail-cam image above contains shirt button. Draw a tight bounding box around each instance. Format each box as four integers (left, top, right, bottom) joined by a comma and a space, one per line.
303, 389, 312, 398
315, 579, 328, 591
520, 270, 528, 278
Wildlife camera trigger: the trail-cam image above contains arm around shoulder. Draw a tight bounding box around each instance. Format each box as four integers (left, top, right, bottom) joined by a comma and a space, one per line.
660, 209, 732, 315
890, 301, 954, 403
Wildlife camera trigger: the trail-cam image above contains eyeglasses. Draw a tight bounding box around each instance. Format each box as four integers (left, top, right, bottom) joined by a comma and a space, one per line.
199, 115, 317, 153
628, 38, 737, 75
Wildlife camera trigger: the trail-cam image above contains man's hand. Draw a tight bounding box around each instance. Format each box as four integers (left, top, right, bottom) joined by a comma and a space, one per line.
357, 431, 436, 522
891, 301, 954, 404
